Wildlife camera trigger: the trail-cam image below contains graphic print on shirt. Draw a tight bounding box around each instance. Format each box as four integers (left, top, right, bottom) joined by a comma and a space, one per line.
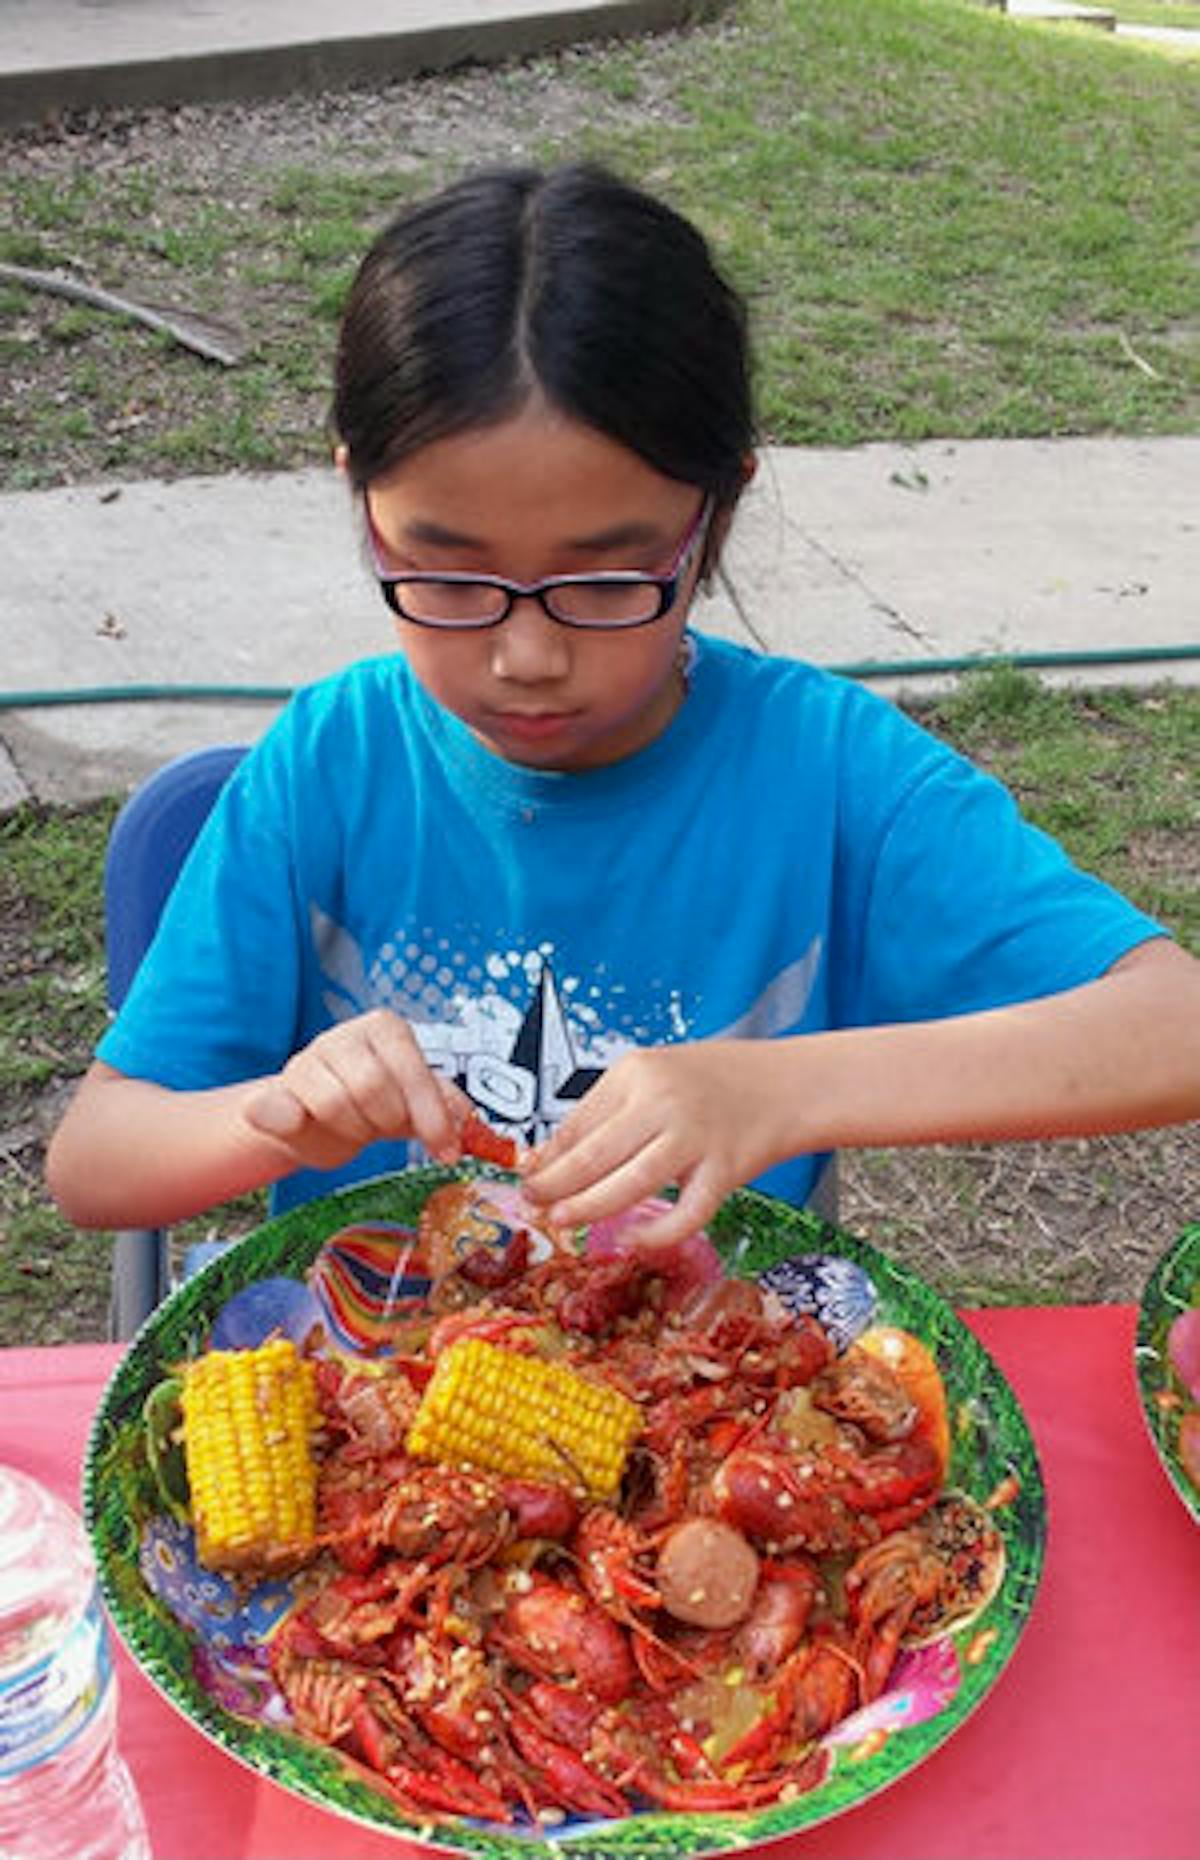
312, 904, 821, 1148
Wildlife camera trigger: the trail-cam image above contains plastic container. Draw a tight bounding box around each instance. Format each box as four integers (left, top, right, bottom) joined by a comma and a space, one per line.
0, 1466, 149, 1860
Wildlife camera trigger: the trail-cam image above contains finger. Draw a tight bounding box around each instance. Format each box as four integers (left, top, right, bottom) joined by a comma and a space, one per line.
438, 1077, 475, 1132
277, 1049, 379, 1149
361, 1013, 460, 1156
613, 1166, 724, 1255
241, 1077, 360, 1171
520, 1094, 606, 1185
519, 1098, 640, 1204
244, 1081, 308, 1140
539, 1132, 681, 1232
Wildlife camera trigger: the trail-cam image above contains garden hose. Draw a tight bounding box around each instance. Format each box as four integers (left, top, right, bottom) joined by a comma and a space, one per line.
0, 643, 1198, 710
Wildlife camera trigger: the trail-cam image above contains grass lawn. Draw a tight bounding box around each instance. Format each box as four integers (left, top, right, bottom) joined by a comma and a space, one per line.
2, 0, 1198, 488
2, 668, 1197, 1341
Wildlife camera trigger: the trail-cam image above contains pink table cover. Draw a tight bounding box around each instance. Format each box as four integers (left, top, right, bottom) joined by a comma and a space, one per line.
1, 1306, 1196, 1860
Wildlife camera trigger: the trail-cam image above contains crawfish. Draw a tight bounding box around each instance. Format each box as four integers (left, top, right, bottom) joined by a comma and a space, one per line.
271, 1643, 369, 1743
717, 1629, 859, 1776
712, 1433, 941, 1553
488, 1570, 636, 1704
505, 1701, 632, 1821
594, 1713, 829, 1812
810, 1348, 919, 1442
349, 1688, 515, 1823
298, 1562, 439, 1658
845, 1528, 948, 1701
573, 1507, 663, 1616
736, 1557, 822, 1680
370, 1464, 510, 1564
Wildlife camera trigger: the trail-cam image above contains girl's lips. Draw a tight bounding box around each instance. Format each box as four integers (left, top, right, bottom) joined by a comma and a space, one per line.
490, 711, 579, 742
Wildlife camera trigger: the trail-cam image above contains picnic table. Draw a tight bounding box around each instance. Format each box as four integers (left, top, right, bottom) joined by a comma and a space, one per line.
1, 1305, 1194, 1860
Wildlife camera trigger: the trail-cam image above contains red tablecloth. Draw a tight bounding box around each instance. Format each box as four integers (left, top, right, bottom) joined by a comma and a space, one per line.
1, 1307, 1196, 1860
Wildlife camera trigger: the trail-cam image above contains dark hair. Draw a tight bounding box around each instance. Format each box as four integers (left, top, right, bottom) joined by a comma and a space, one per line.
333, 164, 754, 517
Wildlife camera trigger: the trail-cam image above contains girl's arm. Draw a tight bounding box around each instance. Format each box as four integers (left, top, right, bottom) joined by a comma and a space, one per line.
520, 937, 1200, 1248
47, 1008, 468, 1229
47, 1063, 300, 1228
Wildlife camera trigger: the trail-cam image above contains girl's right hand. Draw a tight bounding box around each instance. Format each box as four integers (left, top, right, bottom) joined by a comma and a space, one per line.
241, 1008, 469, 1169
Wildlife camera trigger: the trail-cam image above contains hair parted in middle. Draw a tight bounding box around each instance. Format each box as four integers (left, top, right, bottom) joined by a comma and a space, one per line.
333, 163, 756, 522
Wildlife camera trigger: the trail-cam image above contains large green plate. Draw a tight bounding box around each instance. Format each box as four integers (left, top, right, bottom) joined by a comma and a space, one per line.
84, 1168, 1046, 1858
1134, 1222, 1200, 1524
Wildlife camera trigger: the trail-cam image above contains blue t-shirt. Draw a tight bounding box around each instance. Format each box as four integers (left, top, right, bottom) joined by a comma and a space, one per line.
98, 632, 1161, 1212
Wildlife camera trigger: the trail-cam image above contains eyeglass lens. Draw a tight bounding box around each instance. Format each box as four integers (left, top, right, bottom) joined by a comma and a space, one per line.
394, 577, 668, 627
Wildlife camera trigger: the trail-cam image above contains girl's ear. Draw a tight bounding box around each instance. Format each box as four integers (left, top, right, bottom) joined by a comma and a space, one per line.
332, 442, 350, 476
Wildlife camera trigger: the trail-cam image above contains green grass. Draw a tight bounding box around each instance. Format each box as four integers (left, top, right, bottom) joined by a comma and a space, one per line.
914, 668, 1200, 948
0, 802, 115, 1112
0, 798, 271, 1342
3, 0, 1197, 486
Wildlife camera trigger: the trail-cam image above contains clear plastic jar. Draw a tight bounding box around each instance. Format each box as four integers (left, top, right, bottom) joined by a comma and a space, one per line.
0, 1466, 150, 1860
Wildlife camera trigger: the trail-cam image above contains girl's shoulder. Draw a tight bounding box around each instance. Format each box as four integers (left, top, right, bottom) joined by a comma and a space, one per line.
288, 652, 418, 717
260, 654, 423, 748
693, 631, 932, 753
232, 656, 431, 805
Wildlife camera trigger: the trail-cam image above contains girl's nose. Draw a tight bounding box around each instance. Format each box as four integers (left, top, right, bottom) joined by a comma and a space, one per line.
489, 595, 572, 683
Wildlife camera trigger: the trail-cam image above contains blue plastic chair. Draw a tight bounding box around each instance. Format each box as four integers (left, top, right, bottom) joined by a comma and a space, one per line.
105, 744, 247, 1338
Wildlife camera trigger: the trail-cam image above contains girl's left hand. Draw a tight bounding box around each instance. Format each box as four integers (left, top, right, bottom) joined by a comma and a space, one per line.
519, 1040, 793, 1251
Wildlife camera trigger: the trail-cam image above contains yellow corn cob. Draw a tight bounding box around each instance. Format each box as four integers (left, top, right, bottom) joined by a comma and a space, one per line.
406, 1338, 641, 1499
180, 1337, 319, 1572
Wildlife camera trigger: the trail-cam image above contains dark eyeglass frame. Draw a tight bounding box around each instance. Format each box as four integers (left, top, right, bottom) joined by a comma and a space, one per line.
365, 493, 713, 631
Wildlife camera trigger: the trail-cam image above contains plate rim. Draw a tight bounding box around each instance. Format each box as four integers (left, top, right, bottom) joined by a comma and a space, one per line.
1134, 1221, 1200, 1525
84, 1167, 1048, 1857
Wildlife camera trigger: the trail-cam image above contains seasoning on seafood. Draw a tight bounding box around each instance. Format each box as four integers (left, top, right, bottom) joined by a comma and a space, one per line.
167, 1185, 1005, 1827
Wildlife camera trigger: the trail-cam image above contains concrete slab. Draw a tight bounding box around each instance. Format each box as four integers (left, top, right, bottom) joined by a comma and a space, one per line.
2, 435, 1197, 807
1007, 1, 1116, 27
744, 437, 1200, 693
2, 470, 370, 801
0, 0, 721, 129
0, 740, 31, 812
0, 465, 758, 801
1115, 20, 1200, 48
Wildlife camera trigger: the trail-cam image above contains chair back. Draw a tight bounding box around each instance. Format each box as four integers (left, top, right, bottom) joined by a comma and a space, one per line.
105, 744, 247, 1009
104, 744, 247, 1337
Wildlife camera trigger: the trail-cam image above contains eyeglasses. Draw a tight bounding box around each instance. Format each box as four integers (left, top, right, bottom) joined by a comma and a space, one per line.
366, 494, 712, 630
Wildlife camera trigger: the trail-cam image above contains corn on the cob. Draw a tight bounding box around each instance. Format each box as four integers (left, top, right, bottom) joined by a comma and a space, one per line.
180, 1337, 319, 1572
406, 1338, 641, 1499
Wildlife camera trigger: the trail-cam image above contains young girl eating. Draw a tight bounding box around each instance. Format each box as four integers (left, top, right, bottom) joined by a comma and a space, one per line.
47, 163, 1200, 1251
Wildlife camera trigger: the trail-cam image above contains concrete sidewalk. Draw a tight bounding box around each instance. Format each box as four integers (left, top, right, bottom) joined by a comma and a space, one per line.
2, 434, 1197, 809
0, 0, 720, 128
3, 0, 1194, 130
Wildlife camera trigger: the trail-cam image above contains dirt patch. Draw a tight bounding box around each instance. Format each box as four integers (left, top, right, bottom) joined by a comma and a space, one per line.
839, 1127, 1200, 1306
3, 35, 703, 490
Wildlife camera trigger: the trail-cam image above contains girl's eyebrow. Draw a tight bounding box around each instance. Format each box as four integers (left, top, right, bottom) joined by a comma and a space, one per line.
572, 521, 666, 554
402, 517, 668, 555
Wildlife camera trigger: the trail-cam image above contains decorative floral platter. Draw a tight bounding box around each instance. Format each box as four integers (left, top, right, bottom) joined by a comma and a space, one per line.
84, 1167, 1047, 1858
1134, 1222, 1200, 1525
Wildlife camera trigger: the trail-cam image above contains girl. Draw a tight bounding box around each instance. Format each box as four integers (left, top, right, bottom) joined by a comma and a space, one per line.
47, 163, 1200, 1250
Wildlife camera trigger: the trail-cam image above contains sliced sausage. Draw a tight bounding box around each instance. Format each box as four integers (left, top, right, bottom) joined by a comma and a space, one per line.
656, 1517, 760, 1629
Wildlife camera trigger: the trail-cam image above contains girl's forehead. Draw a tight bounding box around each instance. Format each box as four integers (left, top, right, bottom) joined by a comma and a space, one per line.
369, 408, 698, 544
